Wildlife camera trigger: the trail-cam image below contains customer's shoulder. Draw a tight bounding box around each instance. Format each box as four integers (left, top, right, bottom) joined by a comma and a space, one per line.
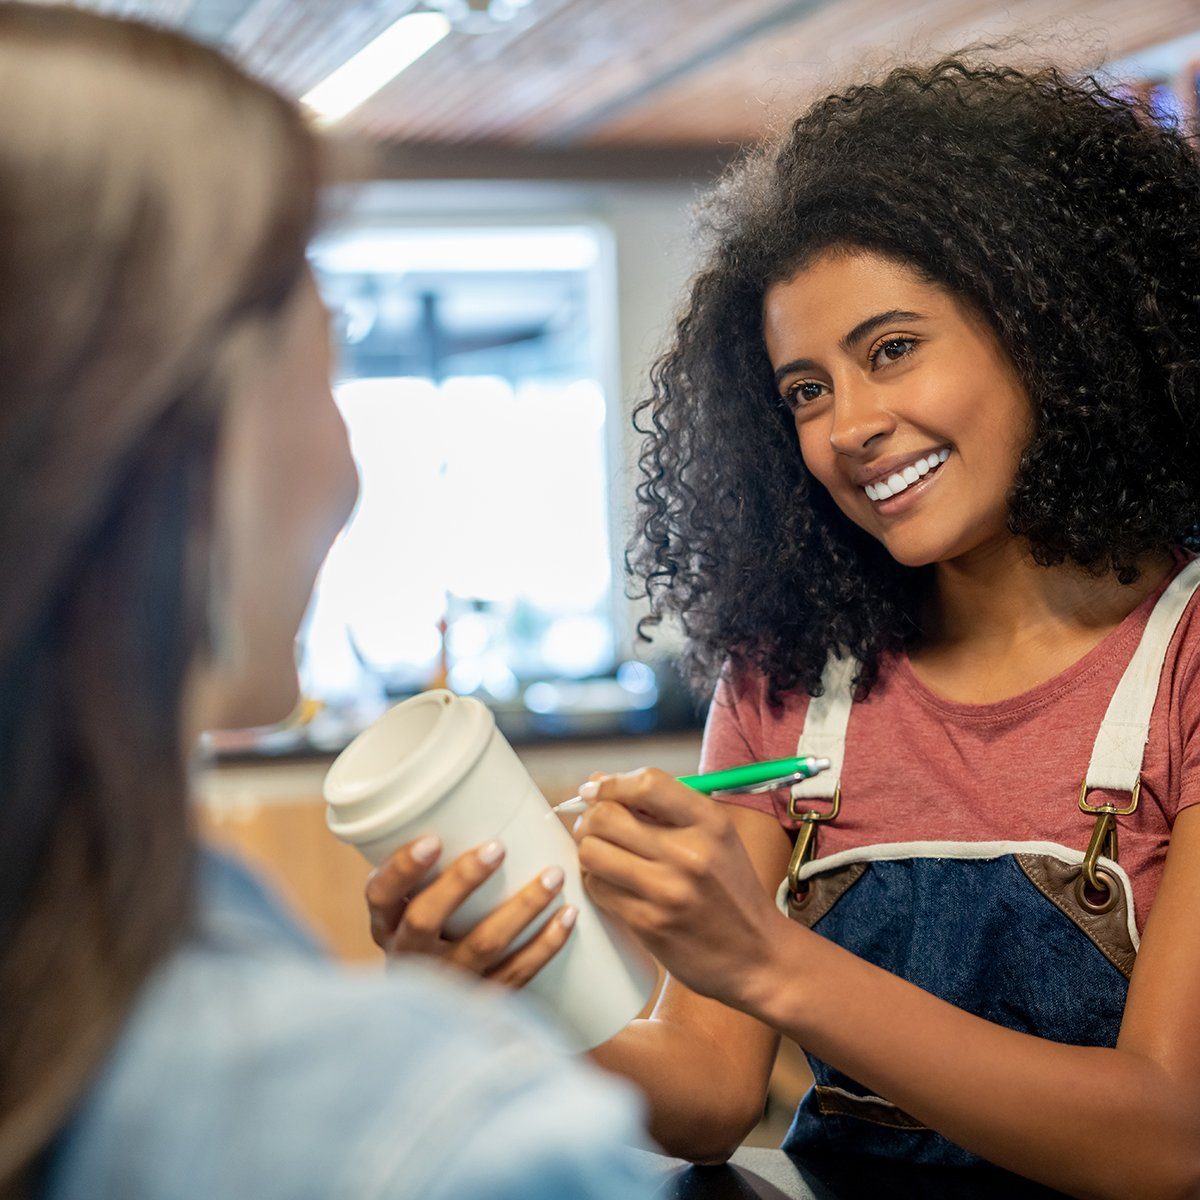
43, 854, 649, 1200
139, 852, 584, 1103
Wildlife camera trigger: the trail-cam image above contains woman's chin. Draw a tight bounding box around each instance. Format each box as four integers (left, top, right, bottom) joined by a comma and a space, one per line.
871, 530, 949, 570
186, 659, 302, 738
225, 679, 302, 733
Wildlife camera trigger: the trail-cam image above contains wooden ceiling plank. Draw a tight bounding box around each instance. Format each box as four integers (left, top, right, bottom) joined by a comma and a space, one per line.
400, 0, 816, 144
408, 0, 667, 142
351, 0, 793, 145
584, 0, 1200, 145
347, 0, 581, 140
69, 0, 1200, 147
584, 0, 981, 143
497, 0, 795, 143
539, 0, 843, 144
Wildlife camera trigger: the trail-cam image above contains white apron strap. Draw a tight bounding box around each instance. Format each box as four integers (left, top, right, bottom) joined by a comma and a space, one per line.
791, 653, 857, 803
791, 555, 1200, 805
1085, 554, 1200, 794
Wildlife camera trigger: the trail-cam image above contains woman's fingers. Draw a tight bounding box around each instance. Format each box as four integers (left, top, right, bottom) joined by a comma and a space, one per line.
574, 797, 664, 859
449, 864, 568, 972
389, 839, 506, 954
579, 768, 703, 827
484, 903, 578, 987
365, 835, 442, 948
578, 829, 679, 906
580, 871, 664, 935
375, 838, 583, 990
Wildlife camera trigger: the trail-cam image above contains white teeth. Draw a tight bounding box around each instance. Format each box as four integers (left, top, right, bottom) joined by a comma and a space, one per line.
863, 448, 950, 502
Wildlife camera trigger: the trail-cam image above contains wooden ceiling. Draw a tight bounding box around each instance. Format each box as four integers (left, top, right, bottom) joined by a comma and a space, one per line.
65, 0, 1200, 154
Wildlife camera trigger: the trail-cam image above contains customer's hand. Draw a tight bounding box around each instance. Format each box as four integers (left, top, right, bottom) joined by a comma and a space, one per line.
365, 837, 576, 987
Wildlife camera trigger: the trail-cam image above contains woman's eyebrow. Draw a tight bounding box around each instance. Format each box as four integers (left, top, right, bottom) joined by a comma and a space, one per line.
772, 309, 927, 385
839, 309, 925, 351
773, 356, 819, 385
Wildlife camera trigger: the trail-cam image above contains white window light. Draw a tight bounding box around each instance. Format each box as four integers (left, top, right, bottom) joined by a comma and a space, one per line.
310, 227, 601, 274
301, 10, 451, 125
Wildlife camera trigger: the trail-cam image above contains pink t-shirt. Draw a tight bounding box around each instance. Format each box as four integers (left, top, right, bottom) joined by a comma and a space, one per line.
701, 552, 1200, 932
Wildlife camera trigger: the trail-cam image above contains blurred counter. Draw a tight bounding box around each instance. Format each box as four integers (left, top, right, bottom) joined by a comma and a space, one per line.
196, 730, 704, 962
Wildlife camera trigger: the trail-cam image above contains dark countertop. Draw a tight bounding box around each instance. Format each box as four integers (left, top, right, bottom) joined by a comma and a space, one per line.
639, 1146, 1071, 1200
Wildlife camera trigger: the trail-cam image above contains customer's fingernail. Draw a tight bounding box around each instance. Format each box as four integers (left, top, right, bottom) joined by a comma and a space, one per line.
411, 836, 441, 865
579, 781, 599, 800
559, 905, 578, 929
477, 840, 505, 866
541, 865, 564, 891
572, 815, 584, 836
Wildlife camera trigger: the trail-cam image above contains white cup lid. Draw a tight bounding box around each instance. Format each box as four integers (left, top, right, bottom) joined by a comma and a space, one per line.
324, 690, 495, 841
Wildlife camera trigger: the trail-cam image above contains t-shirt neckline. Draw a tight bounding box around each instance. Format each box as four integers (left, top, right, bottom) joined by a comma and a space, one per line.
893, 552, 1189, 721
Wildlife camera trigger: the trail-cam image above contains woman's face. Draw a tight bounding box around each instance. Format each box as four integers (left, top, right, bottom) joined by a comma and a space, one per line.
189, 271, 359, 733
762, 248, 1032, 569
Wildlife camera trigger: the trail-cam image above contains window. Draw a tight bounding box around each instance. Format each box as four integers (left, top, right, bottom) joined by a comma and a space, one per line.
296, 224, 643, 745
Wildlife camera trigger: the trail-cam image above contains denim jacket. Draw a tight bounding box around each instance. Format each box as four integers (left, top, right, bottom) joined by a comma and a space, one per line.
42, 852, 654, 1200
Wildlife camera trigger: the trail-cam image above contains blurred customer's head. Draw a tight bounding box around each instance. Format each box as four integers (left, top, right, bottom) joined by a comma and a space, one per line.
0, 5, 355, 1189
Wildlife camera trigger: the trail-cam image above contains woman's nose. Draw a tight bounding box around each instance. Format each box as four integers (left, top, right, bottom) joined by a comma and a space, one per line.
827, 381, 896, 455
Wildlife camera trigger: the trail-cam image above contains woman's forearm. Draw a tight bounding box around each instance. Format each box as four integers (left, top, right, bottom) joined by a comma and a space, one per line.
738, 924, 1200, 1200
589, 1018, 772, 1163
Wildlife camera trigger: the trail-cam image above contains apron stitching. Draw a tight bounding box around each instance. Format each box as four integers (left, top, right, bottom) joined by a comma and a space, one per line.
813, 1085, 929, 1130
784, 839, 1140, 951
1013, 854, 1136, 979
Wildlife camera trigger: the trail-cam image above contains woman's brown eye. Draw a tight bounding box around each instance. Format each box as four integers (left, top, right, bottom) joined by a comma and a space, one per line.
873, 337, 917, 366
785, 381, 825, 408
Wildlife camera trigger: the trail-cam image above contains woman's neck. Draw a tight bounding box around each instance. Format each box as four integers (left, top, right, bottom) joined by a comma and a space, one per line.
922, 539, 1176, 655
903, 540, 1177, 703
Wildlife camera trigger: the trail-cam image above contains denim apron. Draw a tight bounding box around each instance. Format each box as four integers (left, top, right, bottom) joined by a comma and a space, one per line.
777, 557, 1200, 1167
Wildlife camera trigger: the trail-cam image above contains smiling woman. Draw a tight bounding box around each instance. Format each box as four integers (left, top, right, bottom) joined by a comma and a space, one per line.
629, 58, 1200, 704
552, 54, 1200, 1198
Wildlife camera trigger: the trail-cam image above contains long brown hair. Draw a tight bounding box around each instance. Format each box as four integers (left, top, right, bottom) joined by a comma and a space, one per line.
0, 6, 319, 1190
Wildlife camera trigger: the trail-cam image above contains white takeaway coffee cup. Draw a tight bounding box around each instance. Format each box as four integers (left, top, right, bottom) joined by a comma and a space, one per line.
323, 689, 657, 1050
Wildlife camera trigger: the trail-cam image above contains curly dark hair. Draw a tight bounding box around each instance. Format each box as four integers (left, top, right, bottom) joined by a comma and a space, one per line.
628, 56, 1200, 704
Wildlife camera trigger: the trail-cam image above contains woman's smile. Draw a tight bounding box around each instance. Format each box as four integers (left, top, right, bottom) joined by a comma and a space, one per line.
856, 446, 951, 506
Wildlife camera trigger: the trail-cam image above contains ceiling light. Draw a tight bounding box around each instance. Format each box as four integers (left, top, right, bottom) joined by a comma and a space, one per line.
301, 10, 451, 125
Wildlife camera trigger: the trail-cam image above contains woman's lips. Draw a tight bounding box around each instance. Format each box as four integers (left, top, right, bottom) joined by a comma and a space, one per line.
866, 449, 951, 515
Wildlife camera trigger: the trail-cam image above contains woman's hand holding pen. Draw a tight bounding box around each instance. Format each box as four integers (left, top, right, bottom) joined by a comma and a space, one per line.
571, 768, 792, 1007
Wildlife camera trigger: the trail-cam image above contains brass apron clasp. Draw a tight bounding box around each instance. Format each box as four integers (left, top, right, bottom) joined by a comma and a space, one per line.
786, 785, 841, 898
1076, 779, 1140, 914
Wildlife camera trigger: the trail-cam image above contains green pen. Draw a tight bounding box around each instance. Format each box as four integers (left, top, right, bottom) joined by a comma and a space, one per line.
550, 754, 831, 815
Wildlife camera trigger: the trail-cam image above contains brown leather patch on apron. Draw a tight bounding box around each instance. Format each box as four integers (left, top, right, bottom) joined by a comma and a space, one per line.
813, 1085, 928, 1130
786, 860, 867, 927
1014, 854, 1137, 980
